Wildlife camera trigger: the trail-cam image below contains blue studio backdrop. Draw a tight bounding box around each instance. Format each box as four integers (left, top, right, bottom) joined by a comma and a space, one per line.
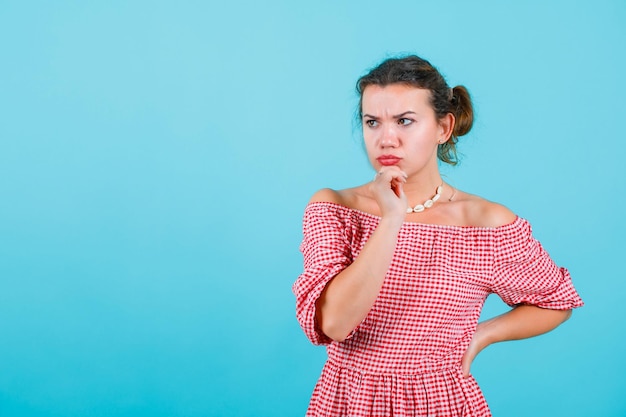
1, 1, 624, 416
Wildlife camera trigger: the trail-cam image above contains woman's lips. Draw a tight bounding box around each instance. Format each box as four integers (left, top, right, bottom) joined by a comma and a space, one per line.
377, 156, 402, 166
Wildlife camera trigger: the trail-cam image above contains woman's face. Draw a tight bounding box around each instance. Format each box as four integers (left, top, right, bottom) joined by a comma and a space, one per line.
361, 84, 448, 177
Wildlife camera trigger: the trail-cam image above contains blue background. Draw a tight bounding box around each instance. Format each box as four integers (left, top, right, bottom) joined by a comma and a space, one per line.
1, 1, 624, 416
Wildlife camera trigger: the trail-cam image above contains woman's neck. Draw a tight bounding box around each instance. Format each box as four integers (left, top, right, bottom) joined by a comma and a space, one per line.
403, 174, 444, 202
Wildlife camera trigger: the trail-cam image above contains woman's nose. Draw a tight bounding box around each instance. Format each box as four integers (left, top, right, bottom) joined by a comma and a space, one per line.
380, 125, 399, 147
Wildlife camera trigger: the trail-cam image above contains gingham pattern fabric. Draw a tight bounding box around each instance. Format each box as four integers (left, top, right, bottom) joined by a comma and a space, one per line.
293, 202, 583, 417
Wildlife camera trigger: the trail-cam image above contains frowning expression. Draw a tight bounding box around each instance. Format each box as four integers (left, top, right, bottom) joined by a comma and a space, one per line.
362, 84, 448, 176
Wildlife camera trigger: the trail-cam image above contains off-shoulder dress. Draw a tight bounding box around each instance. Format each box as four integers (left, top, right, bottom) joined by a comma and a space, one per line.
293, 202, 583, 417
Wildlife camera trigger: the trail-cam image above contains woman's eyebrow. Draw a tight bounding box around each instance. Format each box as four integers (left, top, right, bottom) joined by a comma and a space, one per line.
362, 111, 417, 119
393, 111, 417, 118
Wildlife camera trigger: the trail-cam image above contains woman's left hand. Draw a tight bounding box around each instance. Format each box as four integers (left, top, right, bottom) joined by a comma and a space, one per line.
461, 306, 572, 378
461, 324, 490, 378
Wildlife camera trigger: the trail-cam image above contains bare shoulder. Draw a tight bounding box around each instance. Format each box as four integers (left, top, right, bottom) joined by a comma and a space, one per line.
457, 191, 517, 228
308, 187, 362, 207
309, 188, 344, 205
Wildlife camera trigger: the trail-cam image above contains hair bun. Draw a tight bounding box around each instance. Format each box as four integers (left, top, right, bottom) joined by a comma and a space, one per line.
451, 85, 473, 138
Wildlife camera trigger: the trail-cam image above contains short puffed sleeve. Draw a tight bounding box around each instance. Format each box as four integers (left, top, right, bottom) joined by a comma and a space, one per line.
491, 218, 583, 310
292, 203, 354, 345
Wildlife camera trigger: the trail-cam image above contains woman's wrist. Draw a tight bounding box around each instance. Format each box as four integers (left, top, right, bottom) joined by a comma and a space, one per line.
379, 212, 405, 230
474, 319, 498, 350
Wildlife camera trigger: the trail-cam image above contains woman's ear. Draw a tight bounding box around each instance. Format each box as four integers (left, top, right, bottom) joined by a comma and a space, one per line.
438, 113, 455, 143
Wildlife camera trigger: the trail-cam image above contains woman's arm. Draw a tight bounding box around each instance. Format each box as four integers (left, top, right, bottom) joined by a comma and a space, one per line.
461, 305, 572, 377
315, 168, 408, 342
316, 216, 403, 342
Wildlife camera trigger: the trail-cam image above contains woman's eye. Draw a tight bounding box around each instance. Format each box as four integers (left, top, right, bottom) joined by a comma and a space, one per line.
398, 118, 413, 126
365, 120, 378, 127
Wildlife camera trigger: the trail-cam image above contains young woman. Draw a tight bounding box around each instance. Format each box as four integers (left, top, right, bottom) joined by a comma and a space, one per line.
293, 55, 583, 417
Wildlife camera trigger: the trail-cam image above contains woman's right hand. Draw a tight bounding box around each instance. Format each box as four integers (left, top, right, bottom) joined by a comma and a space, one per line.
369, 167, 408, 222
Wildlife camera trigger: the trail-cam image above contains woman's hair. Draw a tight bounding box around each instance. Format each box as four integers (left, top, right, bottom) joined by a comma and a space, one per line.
356, 55, 474, 165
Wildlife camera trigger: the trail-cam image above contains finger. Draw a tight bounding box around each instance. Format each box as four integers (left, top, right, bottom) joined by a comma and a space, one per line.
373, 170, 388, 182
391, 178, 405, 198
382, 166, 407, 178
375, 168, 407, 183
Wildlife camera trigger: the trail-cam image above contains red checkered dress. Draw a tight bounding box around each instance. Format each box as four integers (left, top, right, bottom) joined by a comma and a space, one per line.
293, 202, 583, 417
